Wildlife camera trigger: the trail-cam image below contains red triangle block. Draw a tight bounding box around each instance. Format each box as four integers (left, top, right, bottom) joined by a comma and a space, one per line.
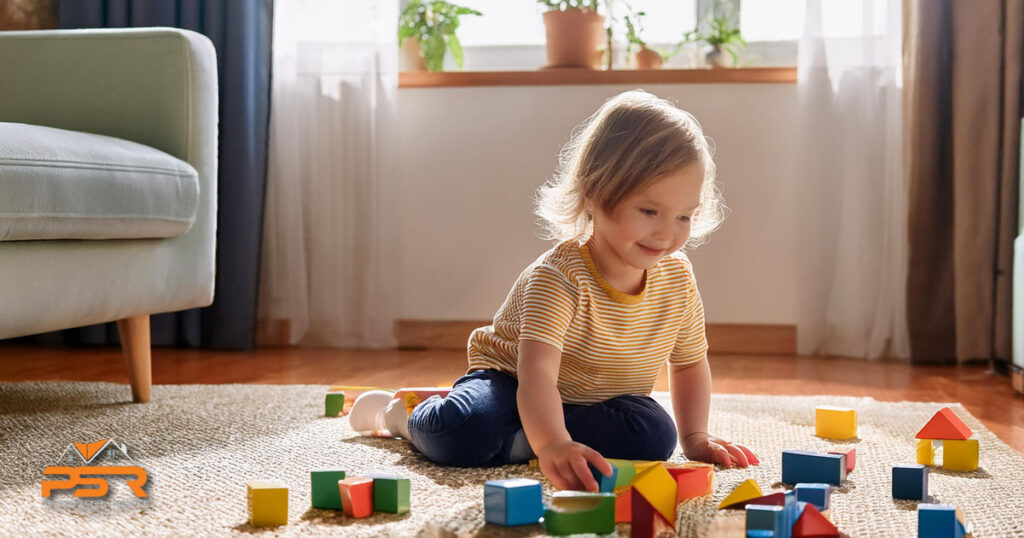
727, 491, 788, 510
916, 407, 973, 440
792, 503, 840, 537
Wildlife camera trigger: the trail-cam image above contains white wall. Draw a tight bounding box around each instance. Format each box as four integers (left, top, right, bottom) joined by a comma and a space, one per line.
396, 84, 800, 325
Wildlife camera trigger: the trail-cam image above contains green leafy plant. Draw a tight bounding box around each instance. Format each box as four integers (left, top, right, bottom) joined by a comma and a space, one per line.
536, 0, 600, 11
623, 11, 684, 62
398, 0, 481, 72
683, 13, 747, 66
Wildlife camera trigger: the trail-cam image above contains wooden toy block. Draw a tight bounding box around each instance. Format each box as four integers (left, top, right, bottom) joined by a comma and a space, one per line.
735, 491, 788, 509
590, 463, 619, 493
483, 478, 543, 526
393, 387, 451, 414
310, 469, 346, 510
607, 458, 636, 488
718, 478, 762, 509
630, 488, 673, 538
827, 447, 855, 474
745, 504, 787, 538
615, 486, 632, 523
941, 438, 979, 471
892, 464, 929, 501
324, 391, 345, 417
916, 439, 935, 465
247, 480, 288, 527
918, 503, 969, 538
338, 477, 373, 518
543, 491, 615, 536
916, 407, 973, 440
794, 483, 831, 512
782, 450, 846, 486
792, 502, 840, 537
667, 465, 714, 502
631, 462, 678, 524
368, 473, 410, 514
815, 406, 857, 440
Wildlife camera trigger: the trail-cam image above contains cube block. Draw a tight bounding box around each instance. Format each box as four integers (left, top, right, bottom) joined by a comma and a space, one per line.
615, 486, 632, 523
917, 439, 935, 466
310, 469, 346, 510
590, 464, 619, 493
918, 503, 968, 538
746, 504, 787, 538
892, 464, 929, 501
484, 478, 543, 526
782, 450, 847, 486
543, 491, 615, 535
794, 483, 831, 512
247, 480, 288, 527
941, 439, 979, 472
668, 465, 714, 501
324, 391, 345, 416
368, 473, 410, 514
815, 406, 857, 440
339, 477, 373, 518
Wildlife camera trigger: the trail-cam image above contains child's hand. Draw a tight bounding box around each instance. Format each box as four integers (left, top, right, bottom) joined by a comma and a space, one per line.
536, 439, 613, 492
683, 432, 759, 468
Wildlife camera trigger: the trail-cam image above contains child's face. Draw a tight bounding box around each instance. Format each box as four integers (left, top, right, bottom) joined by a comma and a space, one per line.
591, 164, 704, 272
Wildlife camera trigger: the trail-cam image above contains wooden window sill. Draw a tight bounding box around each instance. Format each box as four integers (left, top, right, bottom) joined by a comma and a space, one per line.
398, 67, 796, 88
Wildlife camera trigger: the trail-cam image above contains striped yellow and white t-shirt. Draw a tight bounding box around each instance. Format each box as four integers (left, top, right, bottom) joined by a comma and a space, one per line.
467, 238, 708, 404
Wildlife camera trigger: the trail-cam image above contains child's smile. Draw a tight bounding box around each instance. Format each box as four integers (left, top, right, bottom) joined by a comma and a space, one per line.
587, 163, 704, 295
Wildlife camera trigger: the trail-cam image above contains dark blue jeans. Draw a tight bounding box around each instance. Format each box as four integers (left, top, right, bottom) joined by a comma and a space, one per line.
407, 369, 678, 467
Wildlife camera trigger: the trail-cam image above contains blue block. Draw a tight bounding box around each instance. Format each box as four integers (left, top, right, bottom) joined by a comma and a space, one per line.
781, 450, 847, 485
589, 464, 618, 493
892, 464, 929, 501
746, 504, 786, 538
484, 479, 544, 526
918, 503, 964, 538
794, 483, 832, 511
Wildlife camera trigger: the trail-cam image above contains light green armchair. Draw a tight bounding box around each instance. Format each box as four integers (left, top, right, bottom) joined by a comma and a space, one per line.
0, 28, 219, 402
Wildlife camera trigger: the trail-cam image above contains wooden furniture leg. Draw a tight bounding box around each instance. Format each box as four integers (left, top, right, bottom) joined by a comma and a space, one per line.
117, 315, 152, 402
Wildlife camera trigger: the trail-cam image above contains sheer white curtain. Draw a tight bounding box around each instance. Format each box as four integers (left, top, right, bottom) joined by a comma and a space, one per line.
794, 0, 909, 359
259, 0, 399, 347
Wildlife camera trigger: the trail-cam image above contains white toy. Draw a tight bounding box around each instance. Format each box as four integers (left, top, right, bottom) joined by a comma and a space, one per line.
348, 390, 395, 434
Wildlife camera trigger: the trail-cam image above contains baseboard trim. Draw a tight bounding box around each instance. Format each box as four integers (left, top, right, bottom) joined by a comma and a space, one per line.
394, 319, 797, 355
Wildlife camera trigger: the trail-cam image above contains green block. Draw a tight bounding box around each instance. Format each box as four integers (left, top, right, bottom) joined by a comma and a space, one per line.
325, 392, 345, 416
543, 491, 615, 535
310, 469, 347, 510
607, 459, 636, 488
369, 473, 410, 514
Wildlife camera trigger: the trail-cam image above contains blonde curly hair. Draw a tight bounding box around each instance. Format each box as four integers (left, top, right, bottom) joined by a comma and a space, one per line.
535, 90, 726, 249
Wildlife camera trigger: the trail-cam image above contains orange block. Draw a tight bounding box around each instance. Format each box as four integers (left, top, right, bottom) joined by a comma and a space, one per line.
615, 486, 632, 523
916, 407, 973, 440
792, 503, 840, 537
666, 466, 714, 502
339, 477, 373, 518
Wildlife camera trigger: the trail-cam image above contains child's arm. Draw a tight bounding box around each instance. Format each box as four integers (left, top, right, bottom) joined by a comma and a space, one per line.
518, 339, 613, 491
670, 357, 758, 467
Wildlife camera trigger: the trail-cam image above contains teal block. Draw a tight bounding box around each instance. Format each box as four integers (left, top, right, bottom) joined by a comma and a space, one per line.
484, 478, 543, 526
590, 464, 618, 493
310, 469, 346, 510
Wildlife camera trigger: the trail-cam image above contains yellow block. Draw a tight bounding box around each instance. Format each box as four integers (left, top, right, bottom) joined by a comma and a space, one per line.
916, 439, 935, 465
815, 406, 858, 439
942, 438, 979, 471
717, 478, 762, 509
631, 463, 678, 525
247, 480, 288, 527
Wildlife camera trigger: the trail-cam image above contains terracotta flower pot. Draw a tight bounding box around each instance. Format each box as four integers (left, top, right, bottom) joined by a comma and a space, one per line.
542, 8, 605, 69
401, 36, 427, 72
634, 47, 663, 70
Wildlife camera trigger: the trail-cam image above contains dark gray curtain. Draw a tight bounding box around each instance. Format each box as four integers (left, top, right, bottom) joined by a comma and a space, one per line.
905, 0, 1022, 363
45, 0, 273, 350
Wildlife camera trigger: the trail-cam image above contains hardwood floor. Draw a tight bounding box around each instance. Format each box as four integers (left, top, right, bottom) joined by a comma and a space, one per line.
1, 344, 1020, 455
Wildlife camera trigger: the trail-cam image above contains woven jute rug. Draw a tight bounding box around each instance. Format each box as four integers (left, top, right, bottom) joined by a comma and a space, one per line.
1, 382, 1022, 537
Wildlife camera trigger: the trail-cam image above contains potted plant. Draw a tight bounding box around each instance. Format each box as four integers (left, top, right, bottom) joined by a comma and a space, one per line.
683, 12, 746, 68
398, 0, 481, 72
536, 0, 606, 69
623, 11, 684, 70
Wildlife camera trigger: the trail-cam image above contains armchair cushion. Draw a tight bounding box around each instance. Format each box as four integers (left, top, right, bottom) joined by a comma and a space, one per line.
0, 121, 199, 241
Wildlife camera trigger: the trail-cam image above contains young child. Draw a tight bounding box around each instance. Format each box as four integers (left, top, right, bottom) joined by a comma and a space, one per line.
357, 90, 757, 492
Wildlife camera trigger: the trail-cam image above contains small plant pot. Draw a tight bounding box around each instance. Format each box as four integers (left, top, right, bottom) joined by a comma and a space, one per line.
634, 48, 663, 70
542, 8, 606, 69
705, 46, 728, 68
401, 36, 427, 72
